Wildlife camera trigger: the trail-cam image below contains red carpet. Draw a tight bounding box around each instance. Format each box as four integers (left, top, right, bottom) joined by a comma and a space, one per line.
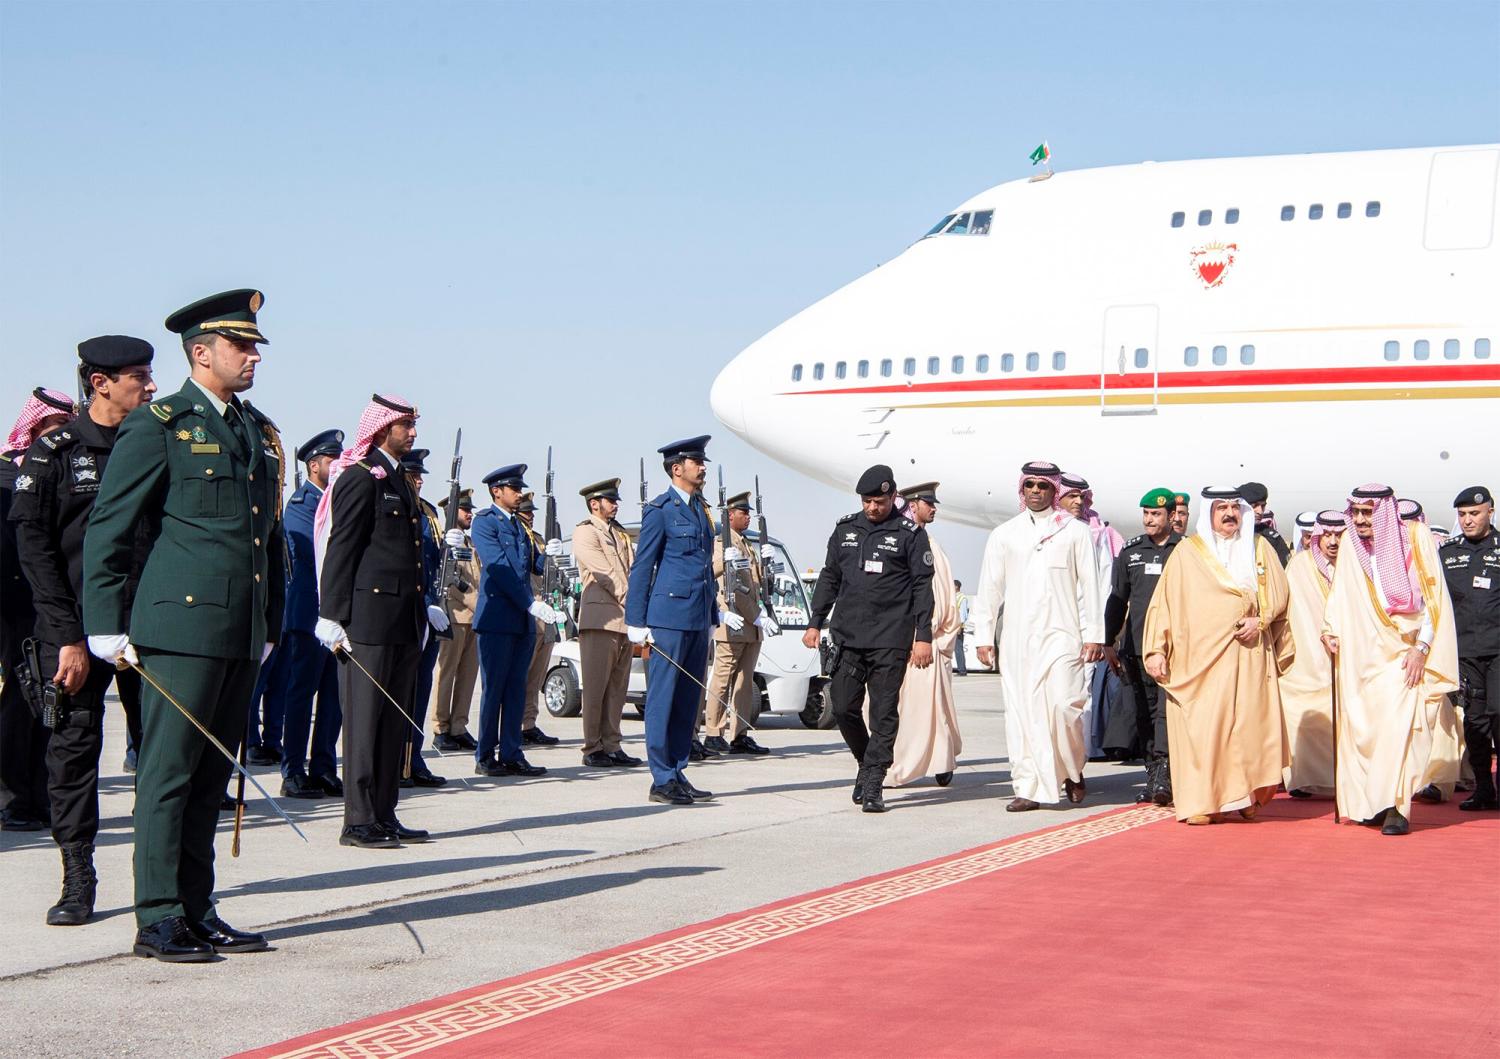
243, 798, 1499, 1058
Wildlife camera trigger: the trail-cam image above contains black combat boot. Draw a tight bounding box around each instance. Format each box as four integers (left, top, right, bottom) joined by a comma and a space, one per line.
1151, 757, 1173, 807
862, 769, 888, 813
46, 842, 97, 926
852, 767, 868, 805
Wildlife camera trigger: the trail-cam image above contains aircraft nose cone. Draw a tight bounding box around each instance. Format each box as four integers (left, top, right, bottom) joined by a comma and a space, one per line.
710, 354, 748, 436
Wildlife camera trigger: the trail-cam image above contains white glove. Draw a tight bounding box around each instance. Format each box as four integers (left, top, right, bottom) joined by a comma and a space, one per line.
760, 544, 777, 560
724, 546, 743, 563
444, 528, 466, 548
315, 618, 350, 652
545, 538, 564, 557
528, 599, 561, 624
87, 633, 137, 666
721, 610, 745, 631
627, 625, 652, 645
427, 604, 451, 633
261, 642, 275, 664
756, 614, 781, 636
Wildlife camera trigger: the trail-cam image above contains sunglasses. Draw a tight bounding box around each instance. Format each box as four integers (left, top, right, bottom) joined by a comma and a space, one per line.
1022, 479, 1053, 489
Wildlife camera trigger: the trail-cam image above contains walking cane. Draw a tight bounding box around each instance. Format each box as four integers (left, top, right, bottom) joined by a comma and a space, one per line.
231, 705, 249, 857
1331, 656, 1341, 824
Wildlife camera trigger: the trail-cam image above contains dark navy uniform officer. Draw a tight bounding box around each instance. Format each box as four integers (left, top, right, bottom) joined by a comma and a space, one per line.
805, 464, 935, 814
1441, 485, 1499, 811
472, 464, 562, 777
625, 436, 719, 806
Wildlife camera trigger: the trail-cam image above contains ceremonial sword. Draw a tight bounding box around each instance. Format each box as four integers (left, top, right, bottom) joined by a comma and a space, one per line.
336, 644, 473, 787
644, 634, 756, 735
124, 660, 309, 845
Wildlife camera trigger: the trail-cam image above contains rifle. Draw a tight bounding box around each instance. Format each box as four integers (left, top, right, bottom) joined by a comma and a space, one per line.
541, 446, 577, 632
753, 475, 780, 623
638, 456, 647, 516
718, 465, 736, 612
436, 429, 473, 626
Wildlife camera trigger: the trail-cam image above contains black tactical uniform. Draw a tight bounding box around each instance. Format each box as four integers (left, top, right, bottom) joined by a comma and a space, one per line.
1440, 486, 1500, 809
809, 465, 934, 811
9, 336, 156, 924
1103, 527, 1180, 803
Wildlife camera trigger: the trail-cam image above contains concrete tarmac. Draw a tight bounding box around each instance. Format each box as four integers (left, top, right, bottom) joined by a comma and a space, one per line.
0, 673, 1148, 1057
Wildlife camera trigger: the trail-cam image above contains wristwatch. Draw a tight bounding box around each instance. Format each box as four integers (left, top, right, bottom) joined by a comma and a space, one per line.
1416, 642, 1431, 656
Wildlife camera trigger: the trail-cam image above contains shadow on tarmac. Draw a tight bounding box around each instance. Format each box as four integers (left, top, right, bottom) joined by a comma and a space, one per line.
217, 850, 593, 899
263, 864, 719, 942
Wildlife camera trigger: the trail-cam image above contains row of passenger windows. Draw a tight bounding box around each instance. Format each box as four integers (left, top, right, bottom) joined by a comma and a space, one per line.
791, 350, 1068, 382
1168, 201, 1381, 227
923, 209, 994, 237
1383, 338, 1492, 361
1183, 344, 1255, 367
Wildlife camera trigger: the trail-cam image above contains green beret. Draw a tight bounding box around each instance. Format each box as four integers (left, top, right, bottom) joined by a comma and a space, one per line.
1140, 488, 1174, 510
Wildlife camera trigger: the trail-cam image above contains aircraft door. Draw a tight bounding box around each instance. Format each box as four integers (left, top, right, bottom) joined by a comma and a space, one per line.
1100, 304, 1159, 416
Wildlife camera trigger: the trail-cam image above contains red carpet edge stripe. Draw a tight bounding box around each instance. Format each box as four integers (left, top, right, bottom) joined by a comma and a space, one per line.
247, 804, 1173, 1059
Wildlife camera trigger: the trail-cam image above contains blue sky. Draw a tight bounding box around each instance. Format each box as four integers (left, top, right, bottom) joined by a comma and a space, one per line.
2, 0, 1496, 577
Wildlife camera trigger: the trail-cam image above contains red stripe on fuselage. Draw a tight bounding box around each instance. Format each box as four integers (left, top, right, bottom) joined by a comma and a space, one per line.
783, 362, 1500, 397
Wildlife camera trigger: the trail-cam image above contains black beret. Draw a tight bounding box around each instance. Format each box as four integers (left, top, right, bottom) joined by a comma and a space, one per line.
296, 429, 344, 463
1453, 485, 1493, 508
855, 464, 896, 497
78, 335, 154, 369
1237, 481, 1269, 505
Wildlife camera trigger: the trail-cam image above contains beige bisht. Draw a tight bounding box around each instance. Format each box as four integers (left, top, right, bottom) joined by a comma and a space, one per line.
888, 535, 963, 785
1323, 522, 1460, 822
1281, 550, 1336, 795
1143, 532, 1293, 821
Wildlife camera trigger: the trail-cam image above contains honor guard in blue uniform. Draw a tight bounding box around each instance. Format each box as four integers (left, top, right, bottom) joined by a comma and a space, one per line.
399, 448, 448, 788
472, 464, 561, 777
1441, 485, 1499, 811
625, 436, 719, 806
276, 429, 345, 799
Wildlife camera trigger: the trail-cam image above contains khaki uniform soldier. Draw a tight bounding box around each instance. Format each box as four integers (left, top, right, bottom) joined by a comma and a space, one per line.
430, 489, 481, 751
703, 491, 773, 756
572, 478, 644, 767
83, 289, 283, 962
516, 492, 561, 746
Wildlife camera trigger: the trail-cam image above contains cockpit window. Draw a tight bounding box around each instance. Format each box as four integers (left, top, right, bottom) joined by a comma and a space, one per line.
923, 209, 993, 238
925, 214, 956, 236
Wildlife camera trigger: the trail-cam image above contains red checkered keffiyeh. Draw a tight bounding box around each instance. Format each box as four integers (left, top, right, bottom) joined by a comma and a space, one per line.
314, 394, 418, 573
1343, 485, 1420, 615
1018, 464, 1065, 512
1310, 510, 1343, 584
5, 387, 74, 454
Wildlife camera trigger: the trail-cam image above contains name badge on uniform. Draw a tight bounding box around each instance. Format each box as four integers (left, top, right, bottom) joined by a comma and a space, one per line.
190, 443, 220, 454
1476, 576, 1492, 590
1145, 562, 1163, 575
863, 559, 883, 574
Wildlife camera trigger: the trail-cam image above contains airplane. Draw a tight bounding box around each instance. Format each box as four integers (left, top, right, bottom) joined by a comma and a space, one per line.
710, 145, 1499, 529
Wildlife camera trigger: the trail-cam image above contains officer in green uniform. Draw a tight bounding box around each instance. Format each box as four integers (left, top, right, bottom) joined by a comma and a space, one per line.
83, 289, 286, 963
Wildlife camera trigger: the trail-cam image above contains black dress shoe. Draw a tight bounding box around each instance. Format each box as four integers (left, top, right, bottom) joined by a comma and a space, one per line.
380, 820, 430, 843
220, 794, 237, 812
1287, 787, 1313, 798
1381, 809, 1410, 836
310, 773, 344, 797
703, 736, 731, 753
280, 773, 324, 799
1459, 792, 1499, 811
522, 726, 560, 746
583, 752, 617, 768
432, 733, 463, 752
340, 824, 401, 848
399, 774, 414, 789
649, 782, 694, 805
678, 779, 714, 801
247, 745, 281, 766
688, 739, 709, 761
189, 914, 269, 953
499, 758, 547, 777
852, 768, 867, 804
123, 748, 138, 773
730, 734, 770, 756
1413, 784, 1443, 805
475, 757, 506, 777
607, 750, 644, 767
0, 809, 46, 832
935, 771, 953, 787
134, 916, 216, 962
410, 770, 447, 788
454, 732, 478, 751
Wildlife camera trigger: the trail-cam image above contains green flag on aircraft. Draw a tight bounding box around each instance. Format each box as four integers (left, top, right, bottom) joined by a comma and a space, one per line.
1029, 141, 1050, 166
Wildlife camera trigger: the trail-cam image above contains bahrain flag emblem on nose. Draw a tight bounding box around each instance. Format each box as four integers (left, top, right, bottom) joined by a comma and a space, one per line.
1190, 242, 1238, 288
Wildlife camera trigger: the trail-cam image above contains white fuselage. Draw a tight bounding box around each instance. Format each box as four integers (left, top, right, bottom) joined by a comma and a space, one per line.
711, 145, 1499, 527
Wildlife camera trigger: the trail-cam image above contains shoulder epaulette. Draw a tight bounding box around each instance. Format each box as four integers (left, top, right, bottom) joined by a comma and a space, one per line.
900, 517, 920, 532
644, 496, 667, 510
575, 518, 592, 528
1125, 534, 1146, 546
147, 400, 191, 424
837, 511, 859, 524
1441, 534, 1463, 546
36, 424, 72, 451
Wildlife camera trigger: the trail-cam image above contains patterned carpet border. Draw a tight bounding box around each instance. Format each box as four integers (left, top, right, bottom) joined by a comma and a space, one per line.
266, 806, 1173, 1058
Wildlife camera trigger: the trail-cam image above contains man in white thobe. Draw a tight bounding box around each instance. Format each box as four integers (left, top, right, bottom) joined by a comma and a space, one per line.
1060, 471, 1123, 758
973, 461, 1105, 811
